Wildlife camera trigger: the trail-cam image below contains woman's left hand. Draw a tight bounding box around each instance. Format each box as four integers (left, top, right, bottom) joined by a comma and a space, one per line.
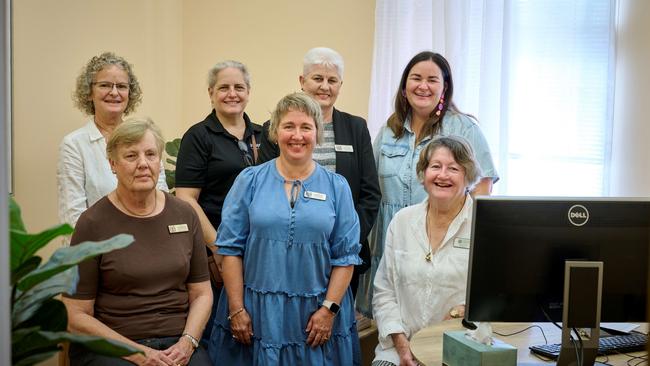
443, 304, 466, 321
162, 338, 194, 366
306, 307, 335, 347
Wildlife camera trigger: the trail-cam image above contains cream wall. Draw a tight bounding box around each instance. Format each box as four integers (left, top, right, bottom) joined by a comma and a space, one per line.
13, 0, 374, 251
181, 1, 375, 127
13, 0, 185, 243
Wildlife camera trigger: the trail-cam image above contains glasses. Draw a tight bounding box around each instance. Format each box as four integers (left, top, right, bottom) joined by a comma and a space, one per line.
92, 81, 130, 93
237, 140, 253, 166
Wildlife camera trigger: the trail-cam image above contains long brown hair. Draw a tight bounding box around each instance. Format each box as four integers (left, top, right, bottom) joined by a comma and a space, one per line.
387, 51, 459, 142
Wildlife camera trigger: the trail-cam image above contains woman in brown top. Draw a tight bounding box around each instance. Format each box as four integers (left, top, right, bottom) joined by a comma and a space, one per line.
62, 118, 212, 366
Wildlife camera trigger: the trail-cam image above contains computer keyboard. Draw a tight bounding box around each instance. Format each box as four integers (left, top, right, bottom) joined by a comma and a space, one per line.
529, 333, 648, 359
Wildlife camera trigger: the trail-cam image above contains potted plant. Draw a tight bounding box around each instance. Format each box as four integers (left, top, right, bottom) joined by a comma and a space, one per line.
10, 196, 140, 365
164, 138, 181, 193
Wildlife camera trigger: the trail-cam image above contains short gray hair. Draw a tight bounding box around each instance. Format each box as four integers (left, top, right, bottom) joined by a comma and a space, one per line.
303, 47, 344, 79
207, 60, 251, 89
106, 117, 165, 161
73, 52, 142, 116
268, 92, 323, 145
416, 135, 482, 191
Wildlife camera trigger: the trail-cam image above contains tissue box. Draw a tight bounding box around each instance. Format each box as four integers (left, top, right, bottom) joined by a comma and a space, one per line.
442, 331, 517, 366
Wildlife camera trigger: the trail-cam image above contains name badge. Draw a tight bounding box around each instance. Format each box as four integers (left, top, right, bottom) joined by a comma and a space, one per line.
453, 237, 471, 249
335, 144, 354, 153
168, 224, 189, 234
304, 190, 327, 201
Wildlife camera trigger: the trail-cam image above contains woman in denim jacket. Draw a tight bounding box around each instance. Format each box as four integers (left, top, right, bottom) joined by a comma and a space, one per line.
356, 51, 499, 317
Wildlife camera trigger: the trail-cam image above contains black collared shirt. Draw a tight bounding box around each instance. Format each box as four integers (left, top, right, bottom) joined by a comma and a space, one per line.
175, 110, 261, 229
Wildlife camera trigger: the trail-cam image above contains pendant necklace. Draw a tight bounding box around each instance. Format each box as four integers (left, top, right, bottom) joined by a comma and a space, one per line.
115, 191, 157, 217
424, 209, 433, 262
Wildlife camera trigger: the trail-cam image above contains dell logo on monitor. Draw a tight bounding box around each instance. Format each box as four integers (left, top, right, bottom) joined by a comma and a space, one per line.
568, 204, 589, 226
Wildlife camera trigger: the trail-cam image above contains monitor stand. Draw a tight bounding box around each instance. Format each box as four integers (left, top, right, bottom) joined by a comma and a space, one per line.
555, 261, 604, 366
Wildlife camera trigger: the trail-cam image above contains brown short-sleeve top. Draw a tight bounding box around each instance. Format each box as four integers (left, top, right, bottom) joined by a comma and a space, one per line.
65, 192, 209, 340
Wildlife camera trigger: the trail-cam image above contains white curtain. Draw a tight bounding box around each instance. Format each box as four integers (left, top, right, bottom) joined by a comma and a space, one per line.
368, 0, 617, 196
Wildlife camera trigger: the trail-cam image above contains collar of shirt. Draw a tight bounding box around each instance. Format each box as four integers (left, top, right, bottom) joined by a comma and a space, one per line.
85, 120, 105, 143
403, 115, 434, 146
205, 110, 260, 140
410, 194, 473, 251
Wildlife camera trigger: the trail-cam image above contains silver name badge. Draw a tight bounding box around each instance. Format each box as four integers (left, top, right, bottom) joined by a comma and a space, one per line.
304, 190, 327, 201
335, 144, 354, 153
168, 224, 189, 234
453, 237, 471, 249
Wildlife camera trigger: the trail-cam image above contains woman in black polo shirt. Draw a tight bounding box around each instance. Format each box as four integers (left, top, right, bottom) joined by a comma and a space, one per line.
258, 47, 381, 299
175, 60, 261, 344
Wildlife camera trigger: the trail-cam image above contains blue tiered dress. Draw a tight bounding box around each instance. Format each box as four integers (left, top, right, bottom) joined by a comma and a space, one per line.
208, 160, 362, 366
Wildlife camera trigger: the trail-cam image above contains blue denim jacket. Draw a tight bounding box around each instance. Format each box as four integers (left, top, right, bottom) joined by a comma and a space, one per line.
356, 111, 498, 317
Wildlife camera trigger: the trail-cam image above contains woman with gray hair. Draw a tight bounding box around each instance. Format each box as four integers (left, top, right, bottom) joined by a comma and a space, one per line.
57, 52, 168, 230
63, 118, 212, 366
209, 92, 362, 365
371, 136, 481, 366
259, 47, 380, 299
175, 60, 261, 343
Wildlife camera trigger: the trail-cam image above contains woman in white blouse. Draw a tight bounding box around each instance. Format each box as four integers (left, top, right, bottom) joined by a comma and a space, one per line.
58, 52, 167, 229
371, 136, 481, 366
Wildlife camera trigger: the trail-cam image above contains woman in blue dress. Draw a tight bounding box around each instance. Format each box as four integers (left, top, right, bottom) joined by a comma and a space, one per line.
356, 51, 499, 317
209, 92, 362, 365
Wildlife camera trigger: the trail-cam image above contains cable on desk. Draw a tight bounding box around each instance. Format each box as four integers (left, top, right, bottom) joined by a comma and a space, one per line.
624, 352, 648, 366
493, 324, 549, 345
573, 327, 584, 366
595, 354, 611, 365
540, 306, 584, 365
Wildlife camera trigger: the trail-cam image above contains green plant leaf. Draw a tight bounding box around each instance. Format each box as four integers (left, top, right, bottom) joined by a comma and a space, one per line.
17, 234, 134, 292
12, 256, 41, 285
10, 223, 73, 272
12, 330, 141, 363
9, 196, 26, 232
12, 326, 40, 345
13, 268, 76, 326
165, 169, 176, 190
13, 349, 59, 366
165, 138, 181, 157
18, 298, 68, 332
166, 158, 176, 165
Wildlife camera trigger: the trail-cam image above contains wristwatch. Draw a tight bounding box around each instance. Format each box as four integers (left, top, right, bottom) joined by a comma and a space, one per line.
182, 333, 199, 349
321, 300, 340, 316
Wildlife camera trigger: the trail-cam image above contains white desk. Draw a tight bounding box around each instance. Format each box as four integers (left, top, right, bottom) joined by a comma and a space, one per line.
410, 319, 647, 365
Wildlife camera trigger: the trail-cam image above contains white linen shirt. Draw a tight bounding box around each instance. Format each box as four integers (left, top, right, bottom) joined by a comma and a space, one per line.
372, 195, 473, 364
57, 120, 168, 229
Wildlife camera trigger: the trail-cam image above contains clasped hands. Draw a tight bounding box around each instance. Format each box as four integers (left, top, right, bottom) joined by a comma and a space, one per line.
127, 337, 194, 366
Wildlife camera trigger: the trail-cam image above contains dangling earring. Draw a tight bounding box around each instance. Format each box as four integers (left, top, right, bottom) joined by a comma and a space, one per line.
435, 95, 445, 116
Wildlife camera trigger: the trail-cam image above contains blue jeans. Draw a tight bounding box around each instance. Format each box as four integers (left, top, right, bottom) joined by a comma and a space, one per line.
69, 335, 212, 366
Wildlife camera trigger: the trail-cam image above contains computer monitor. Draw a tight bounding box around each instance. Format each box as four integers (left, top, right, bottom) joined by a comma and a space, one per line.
465, 197, 650, 364
466, 196, 649, 323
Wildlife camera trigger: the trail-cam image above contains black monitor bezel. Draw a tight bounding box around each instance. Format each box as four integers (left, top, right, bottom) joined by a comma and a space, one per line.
465, 196, 650, 324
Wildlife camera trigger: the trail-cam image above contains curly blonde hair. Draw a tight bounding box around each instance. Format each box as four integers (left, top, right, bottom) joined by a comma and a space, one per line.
73, 52, 142, 116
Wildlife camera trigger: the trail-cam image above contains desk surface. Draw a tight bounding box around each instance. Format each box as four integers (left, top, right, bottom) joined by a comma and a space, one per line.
410, 319, 648, 366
